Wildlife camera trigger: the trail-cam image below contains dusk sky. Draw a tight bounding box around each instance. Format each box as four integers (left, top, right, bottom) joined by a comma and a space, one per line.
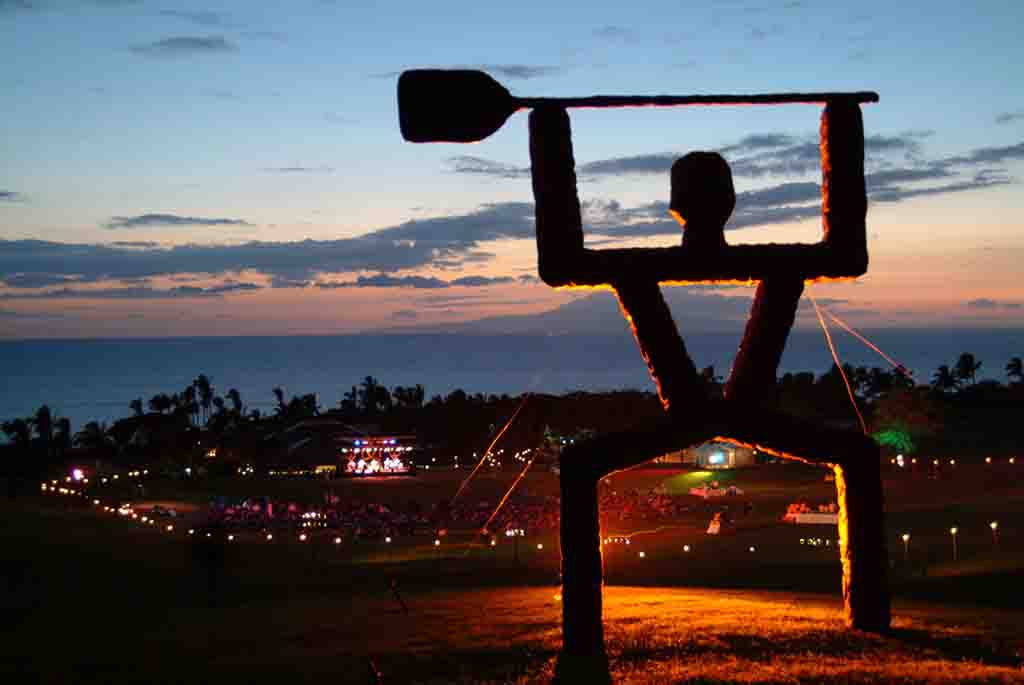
2, 0, 1023, 339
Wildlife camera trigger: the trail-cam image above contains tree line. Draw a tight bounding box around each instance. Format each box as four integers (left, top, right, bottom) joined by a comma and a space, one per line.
3, 354, 1022, 472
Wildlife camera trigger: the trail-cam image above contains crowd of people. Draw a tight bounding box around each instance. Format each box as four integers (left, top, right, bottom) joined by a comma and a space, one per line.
198, 485, 703, 540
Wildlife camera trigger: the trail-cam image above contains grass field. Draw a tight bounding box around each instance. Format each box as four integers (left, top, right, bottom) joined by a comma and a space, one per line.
2, 461, 1022, 683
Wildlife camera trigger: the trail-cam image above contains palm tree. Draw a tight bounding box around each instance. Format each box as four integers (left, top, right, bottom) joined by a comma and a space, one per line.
340, 386, 358, 412
931, 365, 958, 393
129, 398, 144, 417
194, 375, 214, 425
54, 417, 72, 458
74, 421, 109, 451
149, 393, 173, 414
2, 418, 32, 449
226, 388, 243, 415
954, 353, 982, 386
1007, 356, 1023, 384
272, 387, 286, 416
32, 405, 54, 448
358, 376, 390, 414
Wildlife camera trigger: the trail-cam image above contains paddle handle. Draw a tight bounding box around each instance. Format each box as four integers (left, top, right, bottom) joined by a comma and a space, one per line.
518, 91, 878, 109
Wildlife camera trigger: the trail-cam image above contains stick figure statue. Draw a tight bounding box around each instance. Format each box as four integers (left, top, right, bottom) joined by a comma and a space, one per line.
396, 70, 888, 681
529, 102, 888, 679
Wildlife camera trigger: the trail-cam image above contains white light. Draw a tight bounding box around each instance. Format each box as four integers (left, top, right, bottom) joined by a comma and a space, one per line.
334, 537, 342, 545
990, 521, 998, 531
266, 534, 273, 541
227, 534, 234, 541
434, 539, 441, 546
299, 534, 307, 541
749, 546, 756, 552
385, 537, 391, 543
683, 545, 690, 552
950, 527, 958, 535
901, 533, 910, 542
638, 551, 645, 558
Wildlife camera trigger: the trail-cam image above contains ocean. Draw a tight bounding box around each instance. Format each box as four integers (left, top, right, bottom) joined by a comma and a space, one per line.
2, 329, 1021, 431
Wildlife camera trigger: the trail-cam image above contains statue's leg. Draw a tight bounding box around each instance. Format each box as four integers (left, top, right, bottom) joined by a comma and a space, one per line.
556, 419, 715, 680
834, 449, 891, 632
720, 405, 891, 633
557, 454, 608, 679
724, 277, 804, 406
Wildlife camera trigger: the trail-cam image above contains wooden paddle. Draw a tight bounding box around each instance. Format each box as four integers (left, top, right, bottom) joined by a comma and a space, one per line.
398, 69, 879, 143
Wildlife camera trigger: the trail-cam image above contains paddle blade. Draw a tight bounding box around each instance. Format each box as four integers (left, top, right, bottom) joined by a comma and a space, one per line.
398, 69, 519, 143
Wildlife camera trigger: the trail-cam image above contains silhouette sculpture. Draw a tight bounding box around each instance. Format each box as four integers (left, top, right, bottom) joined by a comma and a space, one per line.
398, 70, 888, 678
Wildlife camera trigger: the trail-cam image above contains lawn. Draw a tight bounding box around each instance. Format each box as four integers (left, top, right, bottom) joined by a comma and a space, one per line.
2, 461, 1022, 683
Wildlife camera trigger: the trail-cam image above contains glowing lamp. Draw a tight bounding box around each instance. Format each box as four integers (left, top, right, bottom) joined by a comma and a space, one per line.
93, 499, 99, 505
985, 457, 992, 464
638, 551, 645, 558
266, 534, 273, 541
989, 521, 998, 531
385, 536, 392, 543
434, 539, 441, 546
537, 543, 544, 550
166, 525, 173, 532
749, 546, 756, 552
949, 527, 957, 535
1010, 458, 1016, 464
683, 545, 691, 552
299, 533, 307, 542
334, 537, 342, 545
901, 533, 910, 542
188, 529, 195, 535
227, 534, 234, 541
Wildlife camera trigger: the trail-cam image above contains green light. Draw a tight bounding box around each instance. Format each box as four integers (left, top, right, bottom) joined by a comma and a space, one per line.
873, 428, 915, 454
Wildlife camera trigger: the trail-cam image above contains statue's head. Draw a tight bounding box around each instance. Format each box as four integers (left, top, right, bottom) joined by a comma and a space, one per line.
669, 152, 735, 243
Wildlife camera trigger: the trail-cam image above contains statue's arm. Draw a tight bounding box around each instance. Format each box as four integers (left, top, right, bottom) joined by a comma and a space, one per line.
528, 107, 586, 287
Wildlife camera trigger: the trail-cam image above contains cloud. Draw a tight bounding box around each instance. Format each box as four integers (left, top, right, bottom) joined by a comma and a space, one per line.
391, 309, 419, 320
0, 308, 61, 319
269, 275, 309, 289
130, 36, 237, 57
4, 131, 1017, 294
995, 111, 1024, 125
110, 240, 159, 248
1, 202, 533, 287
313, 273, 516, 290
262, 165, 335, 174
0, 0, 35, 13
106, 213, 253, 229
319, 274, 448, 289
157, 9, 230, 27
578, 153, 678, 177
0, 282, 262, 300
450, 275, 514, 287
593, 25, 637, 42
966, 298, 1022, 310
446, 156, 528, 179
0, 190, 23, 202
944, 141, 1024, 166
1, 273, 78, 289
374, 64, 560, 80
